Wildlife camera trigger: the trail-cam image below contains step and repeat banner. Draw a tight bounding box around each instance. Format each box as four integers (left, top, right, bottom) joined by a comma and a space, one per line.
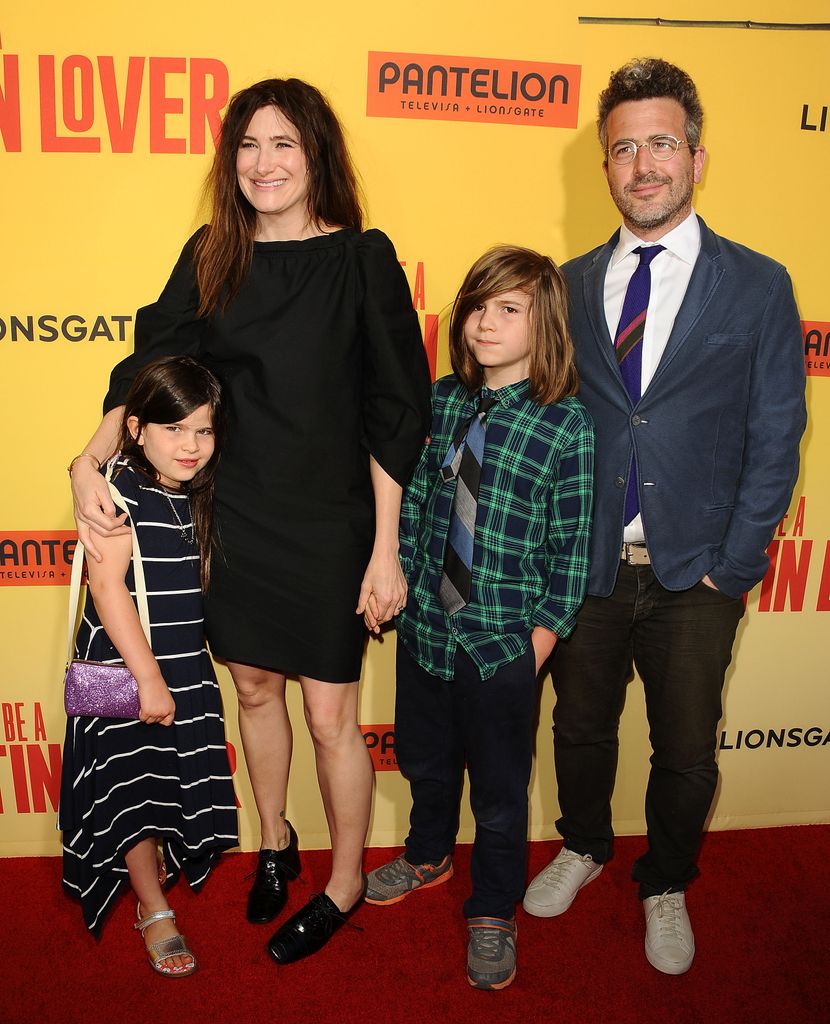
1, 2, 828, 855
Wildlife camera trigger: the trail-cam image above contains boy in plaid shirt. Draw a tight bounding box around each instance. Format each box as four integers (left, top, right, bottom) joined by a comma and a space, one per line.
365, 246, 594, 990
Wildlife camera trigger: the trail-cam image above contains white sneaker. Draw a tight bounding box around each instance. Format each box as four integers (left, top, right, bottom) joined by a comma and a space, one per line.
522, 848, 603, 918
643, 891, 695, 975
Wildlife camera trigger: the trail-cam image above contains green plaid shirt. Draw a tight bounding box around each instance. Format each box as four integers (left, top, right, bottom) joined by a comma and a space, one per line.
397, 375, 594, 680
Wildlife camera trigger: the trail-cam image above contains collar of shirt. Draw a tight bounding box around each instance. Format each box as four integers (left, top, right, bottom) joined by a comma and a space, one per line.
610, 208, 701, 269
479, 378, 531, 409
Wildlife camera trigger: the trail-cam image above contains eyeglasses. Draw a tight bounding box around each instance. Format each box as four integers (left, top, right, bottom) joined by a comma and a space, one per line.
608, 135, 689, 164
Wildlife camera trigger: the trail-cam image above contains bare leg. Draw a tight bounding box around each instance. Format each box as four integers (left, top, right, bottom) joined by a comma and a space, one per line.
299, 677, 372, 911
125, 837, 192, 973
227, 661, 292, 851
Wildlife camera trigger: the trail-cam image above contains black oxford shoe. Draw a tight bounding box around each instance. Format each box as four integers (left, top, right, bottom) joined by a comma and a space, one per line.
246, 820, 301, 925
267, 890, 363, 964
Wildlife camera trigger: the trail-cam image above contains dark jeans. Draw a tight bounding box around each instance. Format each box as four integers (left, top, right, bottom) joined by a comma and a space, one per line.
395, 642, 538, 920
552, 562, 744, 898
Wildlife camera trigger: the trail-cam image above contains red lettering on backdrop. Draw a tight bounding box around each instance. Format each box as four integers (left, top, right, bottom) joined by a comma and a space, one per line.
412, 263, 425, 310
424, 314, 439, 381
189, 57, 227, 151
816, 541, 830, 612
34, 55, 227, 153
33, 704, 47, 742
39, 54, 100, 151
27, 745, 62, 813
0, 52, 22, 151
758, 539, 813, 612
149, 56, 186, 153
225, 741, 241, 808
62, 54, 95, 132
791, 497, 806, 537
98, 55, 144, 152
9, 745, 30, 813
1, 702, 27, 741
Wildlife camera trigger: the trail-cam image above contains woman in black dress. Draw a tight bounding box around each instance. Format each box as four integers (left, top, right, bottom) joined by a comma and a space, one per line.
70, 78, 431, 962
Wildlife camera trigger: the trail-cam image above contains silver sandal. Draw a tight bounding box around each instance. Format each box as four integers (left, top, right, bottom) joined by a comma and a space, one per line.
134, 905, 197, 977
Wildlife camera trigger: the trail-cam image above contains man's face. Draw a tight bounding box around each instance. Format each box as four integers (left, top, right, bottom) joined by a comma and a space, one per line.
603, 97, 706, 240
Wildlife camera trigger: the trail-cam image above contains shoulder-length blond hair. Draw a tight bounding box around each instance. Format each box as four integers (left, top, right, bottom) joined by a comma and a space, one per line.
449, 245, 578, 406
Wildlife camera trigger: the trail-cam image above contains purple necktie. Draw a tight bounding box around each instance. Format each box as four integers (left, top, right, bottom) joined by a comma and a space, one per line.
614, 244, 665, 525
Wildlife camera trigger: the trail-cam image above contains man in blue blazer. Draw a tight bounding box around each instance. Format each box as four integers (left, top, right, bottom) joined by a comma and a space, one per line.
523, 58, 806, 974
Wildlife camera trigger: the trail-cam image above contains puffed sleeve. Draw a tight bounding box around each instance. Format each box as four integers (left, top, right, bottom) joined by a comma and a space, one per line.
356, 229, 432, 487
103, 228, 208, 413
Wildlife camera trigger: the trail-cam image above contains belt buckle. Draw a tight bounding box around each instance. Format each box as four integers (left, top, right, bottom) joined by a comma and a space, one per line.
621, 542, 650, 566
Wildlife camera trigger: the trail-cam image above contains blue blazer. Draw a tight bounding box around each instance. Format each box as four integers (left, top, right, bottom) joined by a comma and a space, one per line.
564, 216, 807, 599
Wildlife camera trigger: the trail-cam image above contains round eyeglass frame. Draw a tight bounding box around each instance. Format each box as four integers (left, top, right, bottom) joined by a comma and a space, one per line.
607, 135, 689, 164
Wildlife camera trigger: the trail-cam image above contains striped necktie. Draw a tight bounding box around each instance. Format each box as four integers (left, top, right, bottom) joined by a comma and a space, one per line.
438, 392, 497, 615
615, 244, 665, 524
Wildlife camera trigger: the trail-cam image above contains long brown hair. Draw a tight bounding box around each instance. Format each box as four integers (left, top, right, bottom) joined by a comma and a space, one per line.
449, 245, 578, 405
195, 78, 364, 315
117, 356, 225, 590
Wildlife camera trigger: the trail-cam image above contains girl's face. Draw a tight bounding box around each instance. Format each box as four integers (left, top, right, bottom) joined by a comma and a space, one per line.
236, 105, 311, 240
128, 404, 215, 490
463, 290, 531, 389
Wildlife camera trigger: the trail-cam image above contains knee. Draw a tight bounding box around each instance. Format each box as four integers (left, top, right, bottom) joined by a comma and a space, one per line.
231, 667, 283, 712
304, 704, 357, 751
650, 737, 717, 775
553, 700, 621, 746
650, 710, 720, 773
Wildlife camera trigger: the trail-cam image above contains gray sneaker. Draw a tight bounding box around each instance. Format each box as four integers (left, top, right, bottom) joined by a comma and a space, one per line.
466, 917, 517, 990
365, 853, 453, 906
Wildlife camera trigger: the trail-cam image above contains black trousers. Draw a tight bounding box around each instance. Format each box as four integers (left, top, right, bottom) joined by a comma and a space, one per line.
552, 561, 744, 898
395, 642, 538, 920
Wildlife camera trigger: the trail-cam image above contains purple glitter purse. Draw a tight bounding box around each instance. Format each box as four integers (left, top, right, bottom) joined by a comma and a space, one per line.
63, 470, 150, 719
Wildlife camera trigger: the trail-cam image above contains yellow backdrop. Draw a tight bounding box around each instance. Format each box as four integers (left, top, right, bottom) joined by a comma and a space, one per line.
1, 1, 828, 855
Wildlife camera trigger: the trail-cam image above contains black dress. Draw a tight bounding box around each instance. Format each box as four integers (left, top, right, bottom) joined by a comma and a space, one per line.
59, 462, 239, 935
105, 228, 431, 682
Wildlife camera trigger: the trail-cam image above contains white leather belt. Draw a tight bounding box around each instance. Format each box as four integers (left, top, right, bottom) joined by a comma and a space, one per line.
621, 542, 651, 566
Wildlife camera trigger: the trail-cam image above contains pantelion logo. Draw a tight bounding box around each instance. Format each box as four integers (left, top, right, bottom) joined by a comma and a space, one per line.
367, 51, 580, 128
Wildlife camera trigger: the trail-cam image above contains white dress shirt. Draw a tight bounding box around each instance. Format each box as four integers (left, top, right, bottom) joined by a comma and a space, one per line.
603, 210, 702, 542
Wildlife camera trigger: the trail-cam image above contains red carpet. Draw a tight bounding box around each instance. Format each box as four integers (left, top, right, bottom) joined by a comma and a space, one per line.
2, 826, 828, 1024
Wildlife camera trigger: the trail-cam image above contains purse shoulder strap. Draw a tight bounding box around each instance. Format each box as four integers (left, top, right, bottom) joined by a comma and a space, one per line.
66, 462, 151, 668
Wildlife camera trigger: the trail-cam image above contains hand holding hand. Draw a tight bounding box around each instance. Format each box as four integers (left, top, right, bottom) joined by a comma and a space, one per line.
357, 550, 408, 635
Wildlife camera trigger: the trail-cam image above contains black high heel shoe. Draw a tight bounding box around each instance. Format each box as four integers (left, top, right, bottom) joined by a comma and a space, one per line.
267, 881, 366, 964
246, 820, 301, 924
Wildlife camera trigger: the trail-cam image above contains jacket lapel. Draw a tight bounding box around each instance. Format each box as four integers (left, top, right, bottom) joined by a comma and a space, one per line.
647, 217, 724, 390
581, 230, 622, 383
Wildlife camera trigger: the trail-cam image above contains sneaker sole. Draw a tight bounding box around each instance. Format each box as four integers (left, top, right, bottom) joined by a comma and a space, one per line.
365, 864, 453, 906
522, 863, 603, 918
645, 943, 694, 976
467, 966, 516, 991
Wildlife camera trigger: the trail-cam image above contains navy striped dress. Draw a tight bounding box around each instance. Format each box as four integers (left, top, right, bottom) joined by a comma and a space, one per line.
59, 461, 238, 936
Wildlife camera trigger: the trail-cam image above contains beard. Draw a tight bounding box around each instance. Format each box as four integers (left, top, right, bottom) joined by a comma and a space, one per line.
609, 166, 695, 232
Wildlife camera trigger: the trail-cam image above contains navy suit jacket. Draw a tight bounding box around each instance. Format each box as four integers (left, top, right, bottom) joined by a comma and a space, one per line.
564, 216, 807, 599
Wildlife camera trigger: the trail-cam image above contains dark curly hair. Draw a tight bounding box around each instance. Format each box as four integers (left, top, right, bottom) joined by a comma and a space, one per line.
597, 58, 704, 153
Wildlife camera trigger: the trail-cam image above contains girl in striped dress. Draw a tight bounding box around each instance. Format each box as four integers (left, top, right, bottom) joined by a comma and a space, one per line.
60, 356, 238, 976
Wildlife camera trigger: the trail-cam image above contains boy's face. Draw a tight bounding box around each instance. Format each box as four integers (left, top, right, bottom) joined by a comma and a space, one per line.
463, 290, 531, 390
128, 403, 216, 490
